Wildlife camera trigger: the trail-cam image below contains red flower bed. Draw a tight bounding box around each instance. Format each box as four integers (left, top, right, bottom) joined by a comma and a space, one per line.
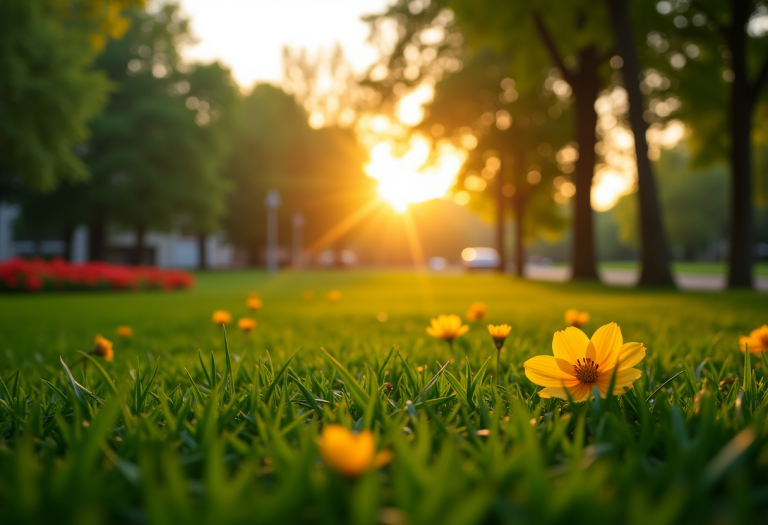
0, 257, 194, 292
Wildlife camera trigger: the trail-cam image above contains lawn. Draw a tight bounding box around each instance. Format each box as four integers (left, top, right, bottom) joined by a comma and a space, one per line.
0, 270, 767, 525
598, 261, 768, 275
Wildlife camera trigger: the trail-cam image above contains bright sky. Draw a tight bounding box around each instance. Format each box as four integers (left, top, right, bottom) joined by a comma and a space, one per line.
178, 0, 390, 88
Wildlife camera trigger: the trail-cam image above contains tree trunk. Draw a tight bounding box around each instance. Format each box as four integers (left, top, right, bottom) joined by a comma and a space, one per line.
495, 166, 506, 273
88, 212, 106, 261
569, 47, 601, 280
607, 0, 675, 287
726, 0, 754, 288
513, 193, 527, 278
197, 233, 208, 270
507, 153, 527, 277
532, 13, 600, 280
249, 242, 261, 267
134, 223, 146, 266
62, 226, 74, 262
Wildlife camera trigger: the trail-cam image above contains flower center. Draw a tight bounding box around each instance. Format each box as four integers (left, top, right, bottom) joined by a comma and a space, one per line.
573, 358, 599, 384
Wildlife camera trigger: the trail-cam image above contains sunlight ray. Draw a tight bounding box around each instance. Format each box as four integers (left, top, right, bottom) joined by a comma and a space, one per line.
304, 197, 384, 257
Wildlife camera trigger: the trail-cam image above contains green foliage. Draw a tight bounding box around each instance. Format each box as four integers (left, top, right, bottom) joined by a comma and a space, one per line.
640, 0, 768, 166
0, 270, 767, 524
0, 0, 145, 191
421, 48, 568, 241
0, 0, 108, 190
80, 4, 238, 236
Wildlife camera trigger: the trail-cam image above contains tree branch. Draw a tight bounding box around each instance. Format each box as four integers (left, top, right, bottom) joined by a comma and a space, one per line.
532, 11, 575, 85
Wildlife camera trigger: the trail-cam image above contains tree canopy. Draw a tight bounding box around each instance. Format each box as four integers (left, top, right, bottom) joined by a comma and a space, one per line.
0, 0, 143, 191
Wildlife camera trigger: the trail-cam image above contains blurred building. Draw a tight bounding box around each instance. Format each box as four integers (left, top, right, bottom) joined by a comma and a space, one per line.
0, 203, 236, 268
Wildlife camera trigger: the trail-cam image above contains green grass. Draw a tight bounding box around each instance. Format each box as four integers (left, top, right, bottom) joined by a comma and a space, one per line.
596, 261, 768, 275
1, 270, 767, 525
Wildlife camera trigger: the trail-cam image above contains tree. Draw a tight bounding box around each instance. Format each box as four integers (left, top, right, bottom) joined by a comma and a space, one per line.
419, 49, 568, 274
0, 0, 144, 191
646, 0, 768, 288
14, 182, 88, 260
364, 0, 675, 285
606, 0, 675, 286
612, 146, 729, 260
80, 4, 237, 263
223, 84, 376, 265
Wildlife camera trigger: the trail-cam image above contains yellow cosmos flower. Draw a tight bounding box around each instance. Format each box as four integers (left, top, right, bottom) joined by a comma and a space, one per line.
487, 324, 511, 348
466, 302, 487, 321
238, 318, 256, 333
116, 326, 133, 338
740, 325, 768, 353
565, 309, 590, 328
91, 335, 114, 362
246, 297, 263, 312
327, 290, 341, 303
212, 310, 232, 325
524, 323, 645, 402
488, 323, 512, 384
319, 425, 392, 477
427, 314, 469, 343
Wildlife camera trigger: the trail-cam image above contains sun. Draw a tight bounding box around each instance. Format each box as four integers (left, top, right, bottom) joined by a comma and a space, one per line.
364, 135, 465, 212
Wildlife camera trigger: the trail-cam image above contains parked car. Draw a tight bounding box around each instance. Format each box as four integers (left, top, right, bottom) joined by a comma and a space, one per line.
461, 247, 500, 270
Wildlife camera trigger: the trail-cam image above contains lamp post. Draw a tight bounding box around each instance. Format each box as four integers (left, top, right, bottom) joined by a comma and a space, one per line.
264, 189, 281, 273
292, 213, 305, 269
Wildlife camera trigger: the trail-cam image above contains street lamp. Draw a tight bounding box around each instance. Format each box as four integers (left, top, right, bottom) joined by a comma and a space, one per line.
264, 189, 281, 273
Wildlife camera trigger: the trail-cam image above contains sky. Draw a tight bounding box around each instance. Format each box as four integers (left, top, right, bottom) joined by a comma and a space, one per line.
178, 0, 390, 88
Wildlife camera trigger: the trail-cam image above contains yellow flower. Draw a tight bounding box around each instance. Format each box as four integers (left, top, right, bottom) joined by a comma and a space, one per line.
524, 323, 645, 402
426, 314, 469, 342
327, 290, 341, 303
246, 297, 263, 312
238, 318, 256, 333
466, 302, 487, 321
212, 310, 232, 325
565, 309, 590, 328
116, 326, 133, 338
318, 425, 392, 477
91, 335, 114, 362
488, 324, 511, 348
740, 325, 768, 353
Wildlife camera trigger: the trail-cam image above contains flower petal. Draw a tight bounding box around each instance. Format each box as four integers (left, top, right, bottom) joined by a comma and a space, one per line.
594, 368, 642, 397
555, 358, 577, 376
524, 356, 580, 387
590, 323, 623, 366
538, 382, 592, 402
552, 327, 589, 365
586, 341, 597, 361
616, 342, 646, 370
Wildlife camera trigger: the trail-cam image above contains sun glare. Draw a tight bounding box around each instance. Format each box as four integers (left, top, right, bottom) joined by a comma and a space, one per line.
364, 136, 465, 212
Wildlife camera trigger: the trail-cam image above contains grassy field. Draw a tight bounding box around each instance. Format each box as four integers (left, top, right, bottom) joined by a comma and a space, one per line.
1, 270, 767, 525
597, 261, 768, 275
